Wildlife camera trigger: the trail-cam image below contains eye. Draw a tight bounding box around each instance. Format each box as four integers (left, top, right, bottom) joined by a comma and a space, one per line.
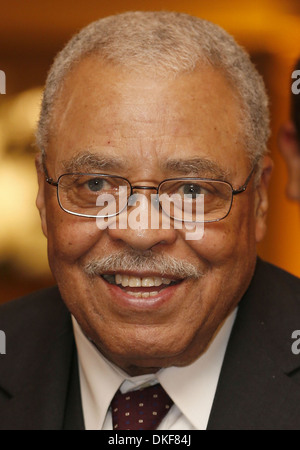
86, 178, 105, 192
182, 184, 202, 197
179, 183, 207, 199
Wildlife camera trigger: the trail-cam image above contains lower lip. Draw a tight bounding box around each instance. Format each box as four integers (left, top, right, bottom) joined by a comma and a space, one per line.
101, 278, 184, 310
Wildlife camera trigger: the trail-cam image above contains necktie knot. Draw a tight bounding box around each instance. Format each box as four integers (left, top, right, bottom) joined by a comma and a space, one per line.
111, 383, 173, 430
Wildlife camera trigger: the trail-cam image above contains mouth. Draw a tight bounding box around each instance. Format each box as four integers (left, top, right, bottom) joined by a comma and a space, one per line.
101, 273, 182, 299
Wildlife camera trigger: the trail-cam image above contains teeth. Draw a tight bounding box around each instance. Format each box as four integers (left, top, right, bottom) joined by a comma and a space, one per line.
127, 291, 159, 298
154, 277, 162, 286
114, 274, 175, 287
115, 274, 122, 285
129, 276, 142, 287
142, 277, 154, 287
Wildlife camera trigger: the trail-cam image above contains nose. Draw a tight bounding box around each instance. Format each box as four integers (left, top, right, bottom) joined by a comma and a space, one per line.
106, 190, 177, 251
108, 224, 177, 251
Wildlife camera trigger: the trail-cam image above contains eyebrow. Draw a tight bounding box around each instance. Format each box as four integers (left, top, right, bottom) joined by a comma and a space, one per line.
61, 151, 127, 173
163, 158, 230, 180
60, 151, 230, 181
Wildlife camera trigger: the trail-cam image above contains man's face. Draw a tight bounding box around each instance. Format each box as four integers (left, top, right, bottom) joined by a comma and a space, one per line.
36, 57, 271, 375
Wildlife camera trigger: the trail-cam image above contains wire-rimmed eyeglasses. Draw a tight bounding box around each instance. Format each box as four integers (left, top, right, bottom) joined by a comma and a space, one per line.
45, 166, 256, 223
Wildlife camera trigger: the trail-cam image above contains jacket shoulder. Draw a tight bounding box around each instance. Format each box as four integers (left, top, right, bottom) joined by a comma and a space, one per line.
0, 286, 67, 330
0, 286, 71, 361
254, 258, 300, 301
0, 287, 77, 429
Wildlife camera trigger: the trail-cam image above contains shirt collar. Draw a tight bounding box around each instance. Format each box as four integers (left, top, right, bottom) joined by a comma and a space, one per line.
72, 308, 236, 430
157, 309, 237, 429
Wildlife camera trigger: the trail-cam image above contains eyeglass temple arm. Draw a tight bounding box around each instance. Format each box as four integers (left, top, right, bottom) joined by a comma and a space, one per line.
46, 178, 58, 186
232, 166, 256, 196
43, 167, 58, 186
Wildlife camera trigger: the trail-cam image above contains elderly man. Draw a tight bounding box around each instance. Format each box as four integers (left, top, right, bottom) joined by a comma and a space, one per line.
0, 11, 299, 430
278, 58, 300, 203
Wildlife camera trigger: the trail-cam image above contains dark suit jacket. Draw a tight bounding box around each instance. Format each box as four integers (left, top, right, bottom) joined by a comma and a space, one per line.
0, 259, 299, 430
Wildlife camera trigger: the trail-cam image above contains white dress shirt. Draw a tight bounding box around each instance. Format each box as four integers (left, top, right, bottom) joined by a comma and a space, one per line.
72, 309, 236, 430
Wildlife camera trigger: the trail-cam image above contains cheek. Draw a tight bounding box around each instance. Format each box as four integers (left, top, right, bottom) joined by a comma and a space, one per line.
46, 207, 103, 265
184, 199, 257, 264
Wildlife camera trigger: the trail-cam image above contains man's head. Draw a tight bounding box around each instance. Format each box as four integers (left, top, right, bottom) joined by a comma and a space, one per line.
35, 11, 273, 375
278, 58, 300, 202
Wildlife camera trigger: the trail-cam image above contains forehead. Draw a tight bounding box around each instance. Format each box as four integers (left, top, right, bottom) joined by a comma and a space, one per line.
49, 57, 247, 177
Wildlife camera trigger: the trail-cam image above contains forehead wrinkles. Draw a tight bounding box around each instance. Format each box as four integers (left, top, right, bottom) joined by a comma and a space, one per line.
49, 60, 246, 173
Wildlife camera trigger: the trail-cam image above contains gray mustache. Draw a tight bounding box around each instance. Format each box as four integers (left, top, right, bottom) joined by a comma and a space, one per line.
83, 251, 203, 279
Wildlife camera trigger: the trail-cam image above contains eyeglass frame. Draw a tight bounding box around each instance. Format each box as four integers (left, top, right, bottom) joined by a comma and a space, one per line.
45, 165, 256, 223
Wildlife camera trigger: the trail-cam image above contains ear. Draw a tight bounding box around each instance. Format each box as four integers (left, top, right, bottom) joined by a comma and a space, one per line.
35, 153, 48, 238
278, 121, 300, 201
254, 155, 274, 243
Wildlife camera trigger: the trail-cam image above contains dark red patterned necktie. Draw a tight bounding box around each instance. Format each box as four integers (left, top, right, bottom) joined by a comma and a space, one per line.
111, 383, 173, 430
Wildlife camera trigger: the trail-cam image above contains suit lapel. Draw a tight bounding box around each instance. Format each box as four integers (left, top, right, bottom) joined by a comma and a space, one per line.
207, 259, 300, 429
62, 347, 85, 430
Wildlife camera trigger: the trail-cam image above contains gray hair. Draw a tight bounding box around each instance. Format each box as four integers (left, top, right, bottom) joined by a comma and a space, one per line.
36, 11, 270, 169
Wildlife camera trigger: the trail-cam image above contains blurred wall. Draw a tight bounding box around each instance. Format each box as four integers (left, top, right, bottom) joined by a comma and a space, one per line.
0, 0, 299, 303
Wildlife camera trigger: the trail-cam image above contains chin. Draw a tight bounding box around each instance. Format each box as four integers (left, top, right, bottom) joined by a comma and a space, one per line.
92, 326, 203, 373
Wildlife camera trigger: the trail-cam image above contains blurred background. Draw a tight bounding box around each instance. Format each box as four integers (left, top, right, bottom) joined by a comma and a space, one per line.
0, 0, 299, 304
